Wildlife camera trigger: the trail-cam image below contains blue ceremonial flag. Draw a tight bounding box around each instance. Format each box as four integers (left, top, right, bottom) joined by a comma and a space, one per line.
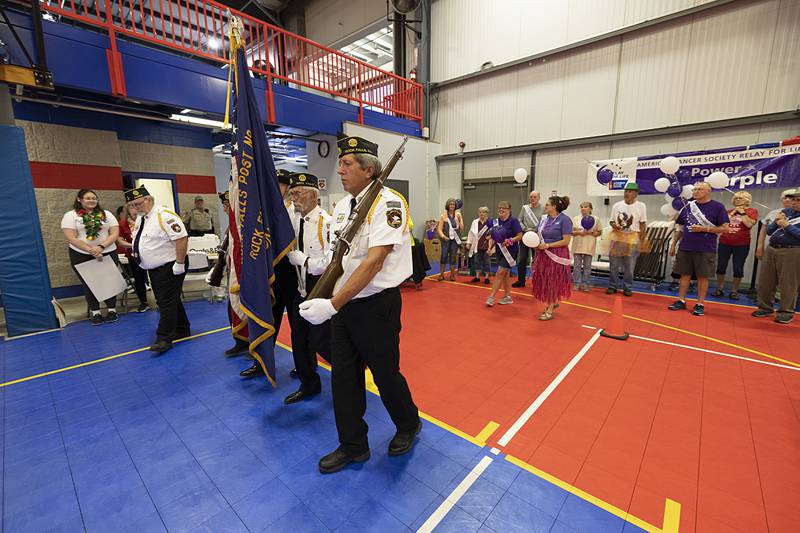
227, 30, 295, 386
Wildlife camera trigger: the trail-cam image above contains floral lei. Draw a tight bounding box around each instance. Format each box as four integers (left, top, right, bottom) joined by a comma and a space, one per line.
76, 209, 105, 240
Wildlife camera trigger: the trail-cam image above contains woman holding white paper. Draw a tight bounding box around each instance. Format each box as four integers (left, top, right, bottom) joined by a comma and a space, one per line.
61, 189, 121, 325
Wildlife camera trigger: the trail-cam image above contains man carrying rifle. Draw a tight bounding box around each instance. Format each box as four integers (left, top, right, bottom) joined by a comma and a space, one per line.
300, 135, 421, 474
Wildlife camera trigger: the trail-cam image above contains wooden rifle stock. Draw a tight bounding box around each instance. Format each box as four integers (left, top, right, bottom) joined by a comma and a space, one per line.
307, 136, 409, 299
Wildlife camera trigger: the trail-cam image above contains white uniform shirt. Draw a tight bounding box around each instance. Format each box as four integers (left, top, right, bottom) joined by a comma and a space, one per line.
331, 186, 412, 299
61, 209, 119, 254
133, 205, 188, 269
292, 205, 332, 276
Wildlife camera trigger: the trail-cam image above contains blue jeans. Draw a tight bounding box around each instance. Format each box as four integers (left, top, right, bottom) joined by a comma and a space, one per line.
572, 253, 592, 287
473, 250, 491, 276
609, 253, 637, 290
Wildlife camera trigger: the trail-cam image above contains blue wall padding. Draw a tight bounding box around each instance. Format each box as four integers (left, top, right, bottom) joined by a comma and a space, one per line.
0, 125, 58, 336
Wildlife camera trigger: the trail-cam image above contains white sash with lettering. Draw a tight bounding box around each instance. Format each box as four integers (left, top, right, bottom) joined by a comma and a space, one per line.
447, 215, 462, 245
538, 216, 573, 266
498, 241, 516, 267
688, 200, 714, 228
469, 221, 491, 257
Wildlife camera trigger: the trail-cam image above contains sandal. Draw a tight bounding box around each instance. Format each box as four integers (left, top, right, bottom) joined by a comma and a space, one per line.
729, 291, 739, 300
538, 311, 553, 321
711, 289, 724, 297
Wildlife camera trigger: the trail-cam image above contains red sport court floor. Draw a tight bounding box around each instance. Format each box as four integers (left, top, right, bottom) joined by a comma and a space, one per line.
1, 276, 798, 532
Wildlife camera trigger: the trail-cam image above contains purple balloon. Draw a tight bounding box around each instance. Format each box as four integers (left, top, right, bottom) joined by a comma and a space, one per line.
581, 216, 594, 230
596, 167, 614, 185
671, 197, 685, 211
666, 180, 682, 198
491, 226, 507, 243
456, 199, 463, 210
676, 169, 692, 185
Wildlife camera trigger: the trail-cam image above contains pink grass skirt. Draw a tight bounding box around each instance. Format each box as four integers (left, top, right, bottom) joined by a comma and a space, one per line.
531, 246, 572, 304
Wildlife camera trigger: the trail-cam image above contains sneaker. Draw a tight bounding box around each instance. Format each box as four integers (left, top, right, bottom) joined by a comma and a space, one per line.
623, 288, 633, 297
498, 296, 513, 305
483, 278, 491, 285
581, 285, 590, 293
711, 289, 724, 297
688, 283, 696, 294
751, 308, 774, 318
668, 299, 686, 311
668, 281, 679, 291
728, 292, 739, 300
692, 303, 705, 316
91, 314, 104, 326
136, 303, 149, 313
775, 313, 794, 324
105, 310, 118, 323
485, 297, 494, 307
606, 287, 617, 294
470, 277, 480, 283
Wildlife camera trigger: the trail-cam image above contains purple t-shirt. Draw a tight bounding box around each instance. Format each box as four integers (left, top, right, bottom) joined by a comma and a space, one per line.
676, 199, 730, 253
496, 215, 523, 256
540, 213, 574, 244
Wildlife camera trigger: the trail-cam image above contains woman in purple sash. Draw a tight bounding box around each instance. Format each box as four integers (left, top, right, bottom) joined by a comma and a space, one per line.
531, 196, 573, 320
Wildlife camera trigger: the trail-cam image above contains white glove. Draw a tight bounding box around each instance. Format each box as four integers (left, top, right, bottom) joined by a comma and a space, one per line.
172, 262, 186, 275
288, 250, 307, 267
307, 256, 327, 276
299, 298, 337, 325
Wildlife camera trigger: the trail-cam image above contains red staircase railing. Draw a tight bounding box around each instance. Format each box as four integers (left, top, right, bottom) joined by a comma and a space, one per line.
38, 0, 423, 127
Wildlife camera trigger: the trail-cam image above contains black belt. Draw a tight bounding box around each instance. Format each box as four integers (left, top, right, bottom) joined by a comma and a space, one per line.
769, 243, 800, 249
350, 286, 398, 304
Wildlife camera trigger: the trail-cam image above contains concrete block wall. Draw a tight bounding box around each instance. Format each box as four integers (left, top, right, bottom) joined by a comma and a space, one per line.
19, 118, 216, 292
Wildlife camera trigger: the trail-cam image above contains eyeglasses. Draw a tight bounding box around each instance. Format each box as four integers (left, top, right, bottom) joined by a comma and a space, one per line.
129, 199, 147, 209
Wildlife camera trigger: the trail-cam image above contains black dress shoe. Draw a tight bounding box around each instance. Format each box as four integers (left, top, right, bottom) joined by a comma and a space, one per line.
318, 447, 370, 474
283, 387, 321, 405
225, 340, 249, 357
289, 368, 299, 379
388, 420, 422, 456
239, 362, 264, 378
149, 340, 172, 354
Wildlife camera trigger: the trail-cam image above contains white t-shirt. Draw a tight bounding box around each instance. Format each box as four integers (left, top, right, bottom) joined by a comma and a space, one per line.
61, 209, 119, 254
331, 186, 412, 299
610, 200, 647, 233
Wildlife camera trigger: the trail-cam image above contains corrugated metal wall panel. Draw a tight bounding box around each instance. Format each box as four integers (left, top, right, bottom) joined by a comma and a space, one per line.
473, 73, 520, 150
681, 0, 780, 123
515, 56, 567, 144
560, 41, 620, 139
517, 1, 570, 64
615, 21, 693, 132
566, 0, 626, 43
623, 0, 696, 25
763, 0, 800, 112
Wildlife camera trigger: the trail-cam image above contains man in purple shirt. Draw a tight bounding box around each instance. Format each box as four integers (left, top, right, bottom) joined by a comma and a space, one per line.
667, 182, 730, 316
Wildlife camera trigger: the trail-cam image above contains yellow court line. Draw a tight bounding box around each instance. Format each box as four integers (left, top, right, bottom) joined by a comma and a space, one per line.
0, 326, 232, 389
446, 279, 800, 369
506, 455, 682, 533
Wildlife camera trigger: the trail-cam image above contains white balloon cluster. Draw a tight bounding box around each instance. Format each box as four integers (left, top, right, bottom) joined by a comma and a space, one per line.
656, 157, 686, 218
513, 168, 528, 184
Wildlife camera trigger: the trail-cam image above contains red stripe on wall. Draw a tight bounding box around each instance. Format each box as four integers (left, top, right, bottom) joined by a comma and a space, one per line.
175, 174, 217, 194
30, 162, 123, 190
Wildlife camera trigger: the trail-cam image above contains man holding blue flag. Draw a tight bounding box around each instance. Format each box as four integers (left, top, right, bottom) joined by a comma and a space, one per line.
225, 19, 296, 386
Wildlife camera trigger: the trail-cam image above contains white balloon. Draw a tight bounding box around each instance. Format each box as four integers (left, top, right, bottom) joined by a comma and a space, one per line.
660, 203, 678, 217
705, 171, 729, 189
654, 177, 671, 193
681, 184, 694, 199
522, 231, 540, 248
513, 168, 528, 184
659, 156, 680, 175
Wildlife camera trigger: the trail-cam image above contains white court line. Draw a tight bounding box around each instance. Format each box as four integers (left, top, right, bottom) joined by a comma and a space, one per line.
580, 325, 800, 372
417, 456, 494, 533
497, 330, 602, 447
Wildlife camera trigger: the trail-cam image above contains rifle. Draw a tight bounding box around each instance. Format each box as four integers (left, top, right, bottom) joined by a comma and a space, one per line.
307, 136, 409, 299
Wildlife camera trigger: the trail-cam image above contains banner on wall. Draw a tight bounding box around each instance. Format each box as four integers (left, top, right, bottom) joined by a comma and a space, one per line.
587, 143, 800, 196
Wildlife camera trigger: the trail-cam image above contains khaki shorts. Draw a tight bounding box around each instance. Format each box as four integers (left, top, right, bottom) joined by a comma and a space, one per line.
674, 250, 716, 279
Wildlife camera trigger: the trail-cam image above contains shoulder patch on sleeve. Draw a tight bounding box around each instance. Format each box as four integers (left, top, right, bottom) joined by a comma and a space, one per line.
171, 223, 182, 233
386, 208, 403, 229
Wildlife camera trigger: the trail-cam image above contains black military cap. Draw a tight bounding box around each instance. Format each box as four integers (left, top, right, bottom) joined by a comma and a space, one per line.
124, 186, 149, 203
337, 135, 378, 158
218, 190, 230, 203
288, 173, 319, 190
277, 168, 291, 185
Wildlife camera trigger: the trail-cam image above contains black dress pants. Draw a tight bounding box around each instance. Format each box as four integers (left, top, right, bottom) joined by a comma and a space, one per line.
287, 274, 332, 393
331, 287, 419, 453
148, 262, 189, 342
122, 258, 148, 304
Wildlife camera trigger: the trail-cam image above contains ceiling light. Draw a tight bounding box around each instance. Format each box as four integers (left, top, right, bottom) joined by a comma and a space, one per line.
208, 37, 221, 50
170, 114, 230, 129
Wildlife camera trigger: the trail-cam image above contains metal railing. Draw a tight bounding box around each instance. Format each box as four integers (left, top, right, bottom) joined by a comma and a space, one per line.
38, 0, 423, 126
